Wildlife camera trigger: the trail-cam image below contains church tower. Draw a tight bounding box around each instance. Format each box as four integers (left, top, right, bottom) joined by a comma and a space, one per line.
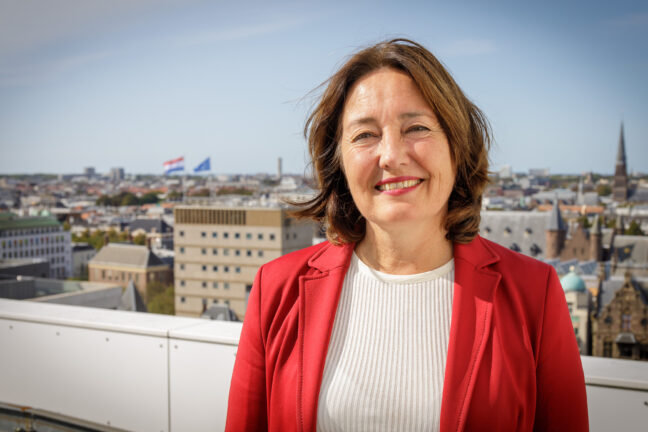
613, 123, 629, 202
546, 200, 567, 259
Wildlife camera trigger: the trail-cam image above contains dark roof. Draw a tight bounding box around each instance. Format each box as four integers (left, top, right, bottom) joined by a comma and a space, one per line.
118, 281, 148, 312
0, 213, 61, 231
129, 218, 172, 234
612, 235, 648, 268
480, 211, 547, 258
547, 201, 567, 231
616, 122, 626, 166
600, 275, 648, 309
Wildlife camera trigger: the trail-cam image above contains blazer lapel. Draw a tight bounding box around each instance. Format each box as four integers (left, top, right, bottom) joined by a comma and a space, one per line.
298, 242, 353, 432
440, 236, 501, 432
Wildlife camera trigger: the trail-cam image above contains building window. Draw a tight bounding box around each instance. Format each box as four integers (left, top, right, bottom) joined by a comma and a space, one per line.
213, 282, 218, 289
224, 249, 229, 256
180, 280, 186, 286
236, 267, 241, 273
270, 234, 275, 240
235, 249, 240, 256
246, 233, 252, 240
225, 300, 230, 306
603, 341, 612, 357
258, 233, 264, 240
246, 250, 252, 257
224, 283, 230, 290
201, 232, 206, 237
201, 248, 207, 255
213, 265, 218, 271
622, 314, 632, 331
180, 264, 185, 270
181, 297, 186, 303
202, 282, 207, 288
179, 231, 184, 237
618, 343, 633, 358
224, 266, 229, 272
235, 232, 240, 239
180, 247, 185, 254
212, 248, 218, 255
202, 265, 207, 271
212, 232, 218, 238
224, 232, 229, 239
293, 233, 297, 239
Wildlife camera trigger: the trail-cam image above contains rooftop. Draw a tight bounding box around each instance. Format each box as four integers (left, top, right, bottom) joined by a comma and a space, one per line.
0, 299, 646, 431
90, 243, 166, 269
0, 212, 61, 231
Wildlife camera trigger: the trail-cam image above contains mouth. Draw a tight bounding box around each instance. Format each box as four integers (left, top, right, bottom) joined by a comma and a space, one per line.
375, 177, 424, 192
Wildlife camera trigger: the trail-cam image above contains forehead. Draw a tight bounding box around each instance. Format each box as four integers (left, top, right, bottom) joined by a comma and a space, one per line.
342, 68, 432, 123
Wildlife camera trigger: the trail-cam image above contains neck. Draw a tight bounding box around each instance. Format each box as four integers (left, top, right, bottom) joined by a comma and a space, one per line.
355, 220, 453, 275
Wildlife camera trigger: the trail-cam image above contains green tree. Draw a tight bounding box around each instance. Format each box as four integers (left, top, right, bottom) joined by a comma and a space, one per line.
120, 192, 139, 206
147, 282, 175, 315
597, 184, 612, 196
133, 233, 147, 246
577, 214, 591, 229
626, 220, 645, 236
63, 221, 71, 231
140, 192, 160, 204
167, 190, 182, 201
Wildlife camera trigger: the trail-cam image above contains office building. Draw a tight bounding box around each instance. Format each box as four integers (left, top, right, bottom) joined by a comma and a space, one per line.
0, 213, 72, 279
173, 205, 316, 319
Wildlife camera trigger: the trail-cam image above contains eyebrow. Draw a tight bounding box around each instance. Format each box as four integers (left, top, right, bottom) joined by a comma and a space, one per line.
345, 111, 433, 128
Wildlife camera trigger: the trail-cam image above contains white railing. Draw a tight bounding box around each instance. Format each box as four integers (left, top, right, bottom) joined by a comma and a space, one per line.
1, 298, 647, 431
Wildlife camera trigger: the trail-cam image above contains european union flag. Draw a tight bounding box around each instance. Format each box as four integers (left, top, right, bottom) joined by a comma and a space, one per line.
194, 157, 210, 173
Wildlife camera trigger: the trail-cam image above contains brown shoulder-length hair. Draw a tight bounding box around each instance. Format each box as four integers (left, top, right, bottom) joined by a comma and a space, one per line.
291, 38, 491, 245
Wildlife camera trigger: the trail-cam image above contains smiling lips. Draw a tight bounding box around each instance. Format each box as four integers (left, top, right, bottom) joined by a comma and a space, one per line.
375, 176, 423, 195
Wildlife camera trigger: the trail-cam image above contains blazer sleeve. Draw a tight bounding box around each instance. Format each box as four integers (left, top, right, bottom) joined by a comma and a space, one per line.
533, 266, 589, 431
225, 266, 268, 431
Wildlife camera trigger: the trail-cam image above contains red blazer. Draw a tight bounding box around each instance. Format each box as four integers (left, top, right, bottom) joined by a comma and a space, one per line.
226, 236, 588, 431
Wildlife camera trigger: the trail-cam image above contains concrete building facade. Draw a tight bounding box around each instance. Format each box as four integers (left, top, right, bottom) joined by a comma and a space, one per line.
173, 206, 316, 319
88, 243, 171, 303
0, 213, 72, 279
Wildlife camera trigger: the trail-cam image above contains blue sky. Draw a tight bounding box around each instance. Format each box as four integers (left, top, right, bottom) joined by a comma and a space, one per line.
0, 0, 646, 176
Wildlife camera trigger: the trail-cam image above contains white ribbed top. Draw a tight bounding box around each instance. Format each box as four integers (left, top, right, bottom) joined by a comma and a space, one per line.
316, 252, 454, 432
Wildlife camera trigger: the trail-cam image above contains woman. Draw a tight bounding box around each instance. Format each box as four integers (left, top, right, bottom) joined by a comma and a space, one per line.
226, 39, 588, 431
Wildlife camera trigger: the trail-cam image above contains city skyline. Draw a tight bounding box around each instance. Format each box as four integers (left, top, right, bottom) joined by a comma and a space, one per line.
1, 0, 647, 175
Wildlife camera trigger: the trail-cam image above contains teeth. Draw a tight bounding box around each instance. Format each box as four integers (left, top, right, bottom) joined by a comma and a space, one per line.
378, 179, 421, 191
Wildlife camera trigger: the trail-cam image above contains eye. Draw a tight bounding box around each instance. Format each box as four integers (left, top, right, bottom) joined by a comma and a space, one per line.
351, 131, 376, 143
406, 125, 430, 133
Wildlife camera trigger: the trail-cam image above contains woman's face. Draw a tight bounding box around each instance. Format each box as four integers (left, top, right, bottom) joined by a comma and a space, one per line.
339, 68, 456, 233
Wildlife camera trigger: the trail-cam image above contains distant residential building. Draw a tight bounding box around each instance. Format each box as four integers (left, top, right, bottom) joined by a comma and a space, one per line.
173, 205, 316, 319
109, 167, 125, 182
88, 243, 171, 302
560, 268, 591, 354
0, 213, 71, 279
71, 243, 96, 279
84, 167, 96, 178
129, 218, 174, 249
591, 273, 648, 361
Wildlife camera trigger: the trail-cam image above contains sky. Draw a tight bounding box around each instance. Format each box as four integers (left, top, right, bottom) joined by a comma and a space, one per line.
0, 0, 646, 176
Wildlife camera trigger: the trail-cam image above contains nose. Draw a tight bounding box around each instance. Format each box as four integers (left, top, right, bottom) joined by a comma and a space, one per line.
378, 129, 408, 170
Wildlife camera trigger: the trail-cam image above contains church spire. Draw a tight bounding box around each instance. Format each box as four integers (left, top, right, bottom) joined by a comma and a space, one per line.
616, 122, 626, 166
613, 122, 629, 202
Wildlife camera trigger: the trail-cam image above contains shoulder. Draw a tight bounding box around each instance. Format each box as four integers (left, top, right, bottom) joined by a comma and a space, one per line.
479, 236, 554, 281
260, 240, 332, 275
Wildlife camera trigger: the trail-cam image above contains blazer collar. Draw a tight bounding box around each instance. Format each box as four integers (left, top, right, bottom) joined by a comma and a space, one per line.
298, 237, 502, 432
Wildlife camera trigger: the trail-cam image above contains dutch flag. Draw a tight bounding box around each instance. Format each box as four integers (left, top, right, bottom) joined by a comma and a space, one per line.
163, 156, 185, 175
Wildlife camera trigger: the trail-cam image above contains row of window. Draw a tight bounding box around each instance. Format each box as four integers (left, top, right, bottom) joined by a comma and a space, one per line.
177, 247, 265, 258
179, 280, 231, 290
179, 296, 230, 306
2, 247, 67, 259
99, 269, 160, 283
1, 236, 66, 248
179, 230, 277, 241
0, 227, 61, 237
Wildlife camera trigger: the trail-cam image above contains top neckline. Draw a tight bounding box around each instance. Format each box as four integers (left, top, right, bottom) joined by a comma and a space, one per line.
352, 251, 454, 284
